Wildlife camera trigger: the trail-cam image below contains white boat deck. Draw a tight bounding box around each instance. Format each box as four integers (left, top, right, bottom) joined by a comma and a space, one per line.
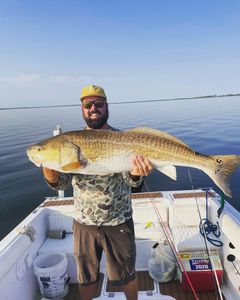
0, 189, 239, 300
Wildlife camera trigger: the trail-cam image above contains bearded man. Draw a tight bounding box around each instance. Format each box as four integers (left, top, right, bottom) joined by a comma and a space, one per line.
43, 85, 153, 300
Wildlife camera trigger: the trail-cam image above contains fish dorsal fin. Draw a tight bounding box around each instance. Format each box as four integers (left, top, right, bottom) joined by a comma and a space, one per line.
126, 127, 190, 149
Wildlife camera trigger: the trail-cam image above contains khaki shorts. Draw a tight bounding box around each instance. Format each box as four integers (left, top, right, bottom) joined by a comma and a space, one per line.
73, 218, 136, 286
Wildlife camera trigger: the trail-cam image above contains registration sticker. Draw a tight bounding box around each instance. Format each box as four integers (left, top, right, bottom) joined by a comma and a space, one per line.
189, 259, 211, 271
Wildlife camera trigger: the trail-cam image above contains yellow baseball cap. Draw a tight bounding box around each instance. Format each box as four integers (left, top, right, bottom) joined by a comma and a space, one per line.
80, 84, 107, 101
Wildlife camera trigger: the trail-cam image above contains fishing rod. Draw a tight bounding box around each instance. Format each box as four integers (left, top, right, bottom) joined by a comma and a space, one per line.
187, 170, 224, 300
143, 179, 200, 300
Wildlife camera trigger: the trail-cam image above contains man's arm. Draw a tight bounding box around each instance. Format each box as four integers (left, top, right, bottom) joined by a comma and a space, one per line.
43, 167, 72, 190
43, 168, 60, 184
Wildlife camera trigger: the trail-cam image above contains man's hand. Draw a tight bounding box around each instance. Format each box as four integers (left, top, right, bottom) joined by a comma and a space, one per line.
130, 156, 153, 177
43, 167, 60, 184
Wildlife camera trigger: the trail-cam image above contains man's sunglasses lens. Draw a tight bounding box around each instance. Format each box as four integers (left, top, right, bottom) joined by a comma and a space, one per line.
82, 100, 105, 109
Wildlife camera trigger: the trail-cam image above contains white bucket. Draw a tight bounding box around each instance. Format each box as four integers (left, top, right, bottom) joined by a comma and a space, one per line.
34, 252, 69, 299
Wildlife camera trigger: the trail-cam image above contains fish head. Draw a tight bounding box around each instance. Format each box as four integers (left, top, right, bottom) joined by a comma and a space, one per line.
26, 140, 61, 169
27, 136, 83, 172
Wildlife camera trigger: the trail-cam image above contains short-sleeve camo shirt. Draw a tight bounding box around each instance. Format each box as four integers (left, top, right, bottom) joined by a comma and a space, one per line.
51, 172, 142, 226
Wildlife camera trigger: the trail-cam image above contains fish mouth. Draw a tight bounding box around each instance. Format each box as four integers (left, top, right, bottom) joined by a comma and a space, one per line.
27, 154, 42, 167
26, 148, 43, 167
33, 161, 42, 167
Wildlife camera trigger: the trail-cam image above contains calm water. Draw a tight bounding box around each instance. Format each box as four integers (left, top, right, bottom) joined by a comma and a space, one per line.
0, 96, 240, 240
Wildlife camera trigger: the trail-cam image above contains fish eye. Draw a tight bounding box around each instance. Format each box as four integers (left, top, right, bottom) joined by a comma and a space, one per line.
36, 146, 43, 152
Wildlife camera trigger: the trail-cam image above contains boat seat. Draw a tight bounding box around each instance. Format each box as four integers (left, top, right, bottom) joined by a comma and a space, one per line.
169, 197, 221, 251
48, 212, 73, 233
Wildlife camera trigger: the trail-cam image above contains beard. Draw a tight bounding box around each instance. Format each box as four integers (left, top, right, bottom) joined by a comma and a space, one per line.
83, 105, 109, 129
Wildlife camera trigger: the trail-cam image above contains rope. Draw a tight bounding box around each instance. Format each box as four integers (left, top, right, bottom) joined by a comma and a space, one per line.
199, 218, 223, 247
199, 187, 223, 247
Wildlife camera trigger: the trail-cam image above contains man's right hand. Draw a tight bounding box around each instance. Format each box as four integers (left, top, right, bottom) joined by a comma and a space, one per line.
43, 167, 60, 184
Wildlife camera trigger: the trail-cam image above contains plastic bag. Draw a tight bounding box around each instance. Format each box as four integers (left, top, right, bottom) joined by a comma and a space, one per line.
148, 242, 176, 282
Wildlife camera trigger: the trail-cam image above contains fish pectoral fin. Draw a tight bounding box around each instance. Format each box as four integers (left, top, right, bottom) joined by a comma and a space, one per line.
155, 165, 177, 180
61, 161, 82, 172
60, 140, 87, 172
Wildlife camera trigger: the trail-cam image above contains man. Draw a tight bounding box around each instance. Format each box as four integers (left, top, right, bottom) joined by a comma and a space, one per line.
43, 85, 153, 300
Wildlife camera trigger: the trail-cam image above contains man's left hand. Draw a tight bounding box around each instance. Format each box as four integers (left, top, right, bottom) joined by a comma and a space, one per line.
130, 156, 153, 177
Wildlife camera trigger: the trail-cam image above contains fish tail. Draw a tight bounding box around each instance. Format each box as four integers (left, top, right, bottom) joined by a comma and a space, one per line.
204, 155, 240, 197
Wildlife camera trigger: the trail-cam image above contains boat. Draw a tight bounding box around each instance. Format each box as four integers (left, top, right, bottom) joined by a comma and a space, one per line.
1, 126, 240, 300
0, 186, 240, 300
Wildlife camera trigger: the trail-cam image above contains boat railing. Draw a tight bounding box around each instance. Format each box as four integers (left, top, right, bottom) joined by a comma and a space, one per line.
53, 125, 64, 198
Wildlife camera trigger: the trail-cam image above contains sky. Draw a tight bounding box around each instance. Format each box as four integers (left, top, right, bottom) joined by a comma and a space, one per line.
0, 0, 240, 108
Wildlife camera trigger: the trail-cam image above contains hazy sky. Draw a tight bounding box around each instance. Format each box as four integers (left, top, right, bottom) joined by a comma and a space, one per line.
0, 0, 240, 108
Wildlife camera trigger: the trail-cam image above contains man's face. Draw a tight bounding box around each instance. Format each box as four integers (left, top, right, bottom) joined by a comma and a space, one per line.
81, 96, 109, 129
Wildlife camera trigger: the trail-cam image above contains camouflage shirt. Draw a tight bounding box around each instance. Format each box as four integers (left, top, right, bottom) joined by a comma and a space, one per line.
46, 126, 143, 226
48, 172, 143, 226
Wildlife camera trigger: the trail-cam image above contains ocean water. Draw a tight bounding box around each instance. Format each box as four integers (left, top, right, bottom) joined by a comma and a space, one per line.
0, 96, 240, 240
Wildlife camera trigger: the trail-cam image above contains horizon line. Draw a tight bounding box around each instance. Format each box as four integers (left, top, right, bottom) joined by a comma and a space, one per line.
1, 93, 240, 111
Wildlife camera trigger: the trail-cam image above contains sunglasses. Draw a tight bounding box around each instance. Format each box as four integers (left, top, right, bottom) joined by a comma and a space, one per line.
82, 99, 106, 109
